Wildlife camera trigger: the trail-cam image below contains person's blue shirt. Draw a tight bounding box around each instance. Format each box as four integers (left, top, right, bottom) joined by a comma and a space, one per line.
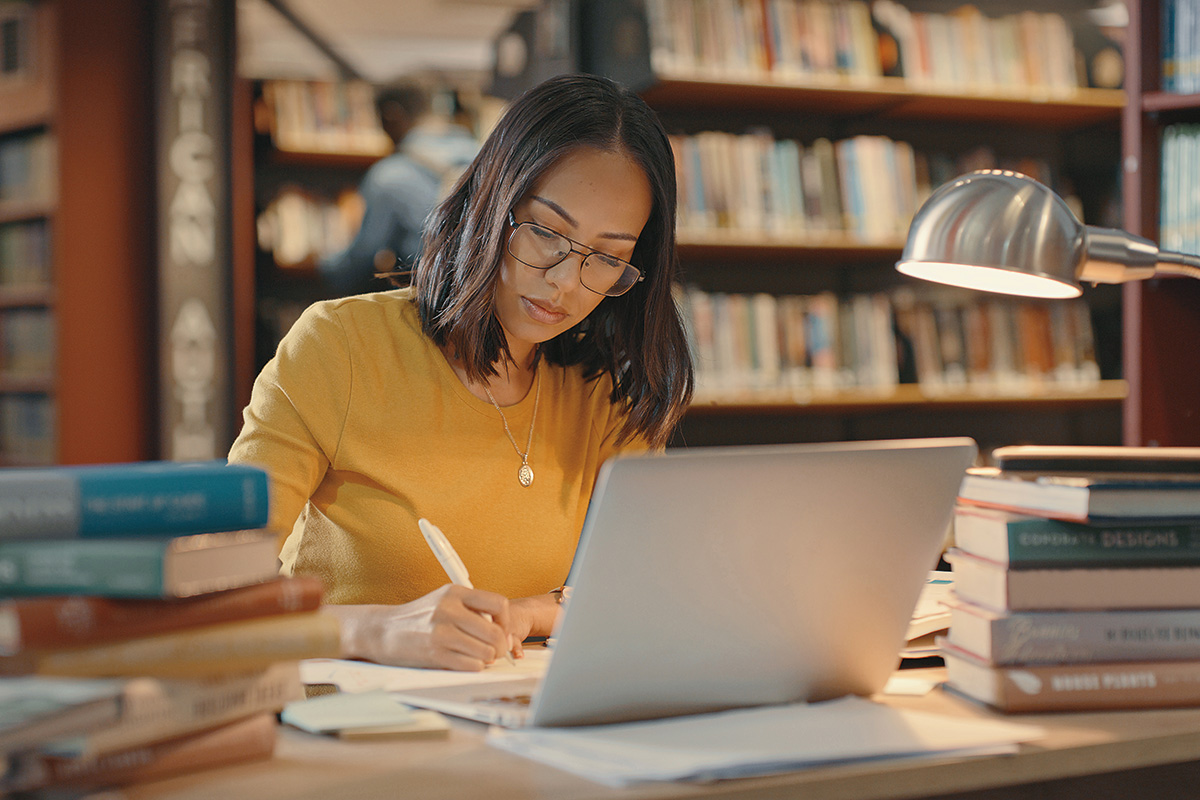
320, 122, 478, 295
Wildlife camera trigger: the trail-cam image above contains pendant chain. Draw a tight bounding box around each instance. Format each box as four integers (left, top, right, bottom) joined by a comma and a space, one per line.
483, 368, 541, 487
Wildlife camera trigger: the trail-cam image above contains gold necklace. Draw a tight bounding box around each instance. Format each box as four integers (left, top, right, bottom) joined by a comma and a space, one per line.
483, 369, 541, 487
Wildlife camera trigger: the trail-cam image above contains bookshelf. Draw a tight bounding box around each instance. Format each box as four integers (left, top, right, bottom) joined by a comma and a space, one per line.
590, 0, 1129, 450
248, 78, 388, 372
0, 0, 154, 465
1122, 0, 1200, 446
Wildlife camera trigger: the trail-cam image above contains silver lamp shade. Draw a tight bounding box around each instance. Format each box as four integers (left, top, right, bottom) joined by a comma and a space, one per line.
896, 169, 1196, 298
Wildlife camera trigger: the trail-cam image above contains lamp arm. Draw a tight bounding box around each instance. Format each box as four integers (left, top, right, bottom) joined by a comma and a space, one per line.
1079, 226, 1200, 284
1155, 251, 1200, 280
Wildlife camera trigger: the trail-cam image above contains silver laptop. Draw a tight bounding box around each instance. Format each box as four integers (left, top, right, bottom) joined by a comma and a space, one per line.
393, 437, 977, 728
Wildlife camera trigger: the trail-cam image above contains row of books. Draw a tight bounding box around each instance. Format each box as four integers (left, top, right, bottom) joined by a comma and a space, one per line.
1159, 122, 1200, 258
258, 79, 392, 156
1162, 0, 1200, 95
256, 184, 363, 270
647, 0, 880, 81
0, 218, 51, 289
893, 290, 1099, 395
0, 393, 53, 466
646, 0, 1084, 94
0, 307, 53, 380
0, 461, 341, 792
676, 286, 1100, 398
942, 445, 1200, 713
673, 132, 915, 241
670, 129, 1065, 242
265, 127, 1076, 265
0, 130, 55, 206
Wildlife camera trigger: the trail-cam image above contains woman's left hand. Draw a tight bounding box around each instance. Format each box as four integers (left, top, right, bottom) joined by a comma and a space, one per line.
507, 593, 563, 658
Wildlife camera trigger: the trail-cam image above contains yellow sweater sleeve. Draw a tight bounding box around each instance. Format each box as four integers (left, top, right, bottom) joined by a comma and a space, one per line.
228, 303, 351, 545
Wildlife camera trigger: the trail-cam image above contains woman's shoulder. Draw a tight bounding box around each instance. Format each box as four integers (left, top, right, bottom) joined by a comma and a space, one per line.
306, 287, 420, 330
275, 289, 422, 362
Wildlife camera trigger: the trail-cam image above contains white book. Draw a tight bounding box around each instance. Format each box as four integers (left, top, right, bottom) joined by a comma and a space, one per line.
752, 293, 781, 388
870, 293, 900, 389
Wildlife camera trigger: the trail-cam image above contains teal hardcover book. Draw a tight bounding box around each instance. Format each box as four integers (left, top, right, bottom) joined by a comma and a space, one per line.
954, 506, 1200, 567
0, 461, 269, 540
0, 531, 279, 598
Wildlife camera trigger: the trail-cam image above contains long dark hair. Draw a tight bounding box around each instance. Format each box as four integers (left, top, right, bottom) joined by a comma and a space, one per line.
412, 74, 693, 449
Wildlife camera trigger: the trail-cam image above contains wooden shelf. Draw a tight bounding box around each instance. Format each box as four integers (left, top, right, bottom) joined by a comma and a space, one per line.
264, 147, 385, 169
0, 454, 53, 467
0, 199, 55, 224
0, 108, 53, 134
0, 374, 54, 394
678, 229, 904, 262
0, 3, 56, 134
688, 380, 1128, 416
1141, 91, 1200, 114
1122, 0, 1200, 446
642, 75, 1125, 128
0, 285, 53, 307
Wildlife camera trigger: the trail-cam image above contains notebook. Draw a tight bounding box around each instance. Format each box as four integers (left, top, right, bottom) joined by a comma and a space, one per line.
393, 437, 977, 728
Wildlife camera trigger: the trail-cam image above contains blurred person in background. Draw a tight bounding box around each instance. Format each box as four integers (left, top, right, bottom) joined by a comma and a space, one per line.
320, 82, 479, 295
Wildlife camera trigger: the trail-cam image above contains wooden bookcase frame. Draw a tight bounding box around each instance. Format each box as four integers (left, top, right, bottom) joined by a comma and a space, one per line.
0, 0, 155, 465
1122, 0, 1200, 446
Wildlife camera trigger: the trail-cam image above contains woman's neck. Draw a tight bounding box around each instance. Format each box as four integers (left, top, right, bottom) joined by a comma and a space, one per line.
440, 345, 537, 407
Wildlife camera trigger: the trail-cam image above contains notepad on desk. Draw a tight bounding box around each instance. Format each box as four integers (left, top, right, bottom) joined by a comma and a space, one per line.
281, 690, 450, 740
299, 647, 552, 694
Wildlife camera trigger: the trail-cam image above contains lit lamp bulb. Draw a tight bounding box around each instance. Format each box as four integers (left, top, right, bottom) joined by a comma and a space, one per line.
895, 169, 1200, 298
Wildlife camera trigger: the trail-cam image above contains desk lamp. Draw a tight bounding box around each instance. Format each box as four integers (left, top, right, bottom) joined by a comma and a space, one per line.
895, 169, 1200, 298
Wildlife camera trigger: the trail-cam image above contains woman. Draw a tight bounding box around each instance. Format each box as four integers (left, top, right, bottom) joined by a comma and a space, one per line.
228, 74, 693, 670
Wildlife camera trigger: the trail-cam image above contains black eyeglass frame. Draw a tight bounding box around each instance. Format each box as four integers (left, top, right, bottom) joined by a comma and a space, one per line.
505, 212, 645, 297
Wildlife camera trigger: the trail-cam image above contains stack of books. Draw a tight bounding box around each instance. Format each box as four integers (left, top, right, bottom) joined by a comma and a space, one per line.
0, 461, 341, 792
941, 445, 1200, 713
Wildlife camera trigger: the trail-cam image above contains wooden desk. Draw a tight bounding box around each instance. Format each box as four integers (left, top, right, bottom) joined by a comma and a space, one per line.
106, 670, 1200, 800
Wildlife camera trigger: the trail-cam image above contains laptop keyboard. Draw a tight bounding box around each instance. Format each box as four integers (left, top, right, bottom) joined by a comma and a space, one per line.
475, 693, 533, 707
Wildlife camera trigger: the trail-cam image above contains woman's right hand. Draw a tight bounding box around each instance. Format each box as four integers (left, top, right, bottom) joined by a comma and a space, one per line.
324, 584, 514, 670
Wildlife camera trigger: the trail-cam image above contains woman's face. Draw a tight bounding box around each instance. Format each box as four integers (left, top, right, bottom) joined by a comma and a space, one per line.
495, 146, 653, 360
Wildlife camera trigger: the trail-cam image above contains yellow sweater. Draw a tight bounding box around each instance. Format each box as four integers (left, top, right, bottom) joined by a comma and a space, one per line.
228, 288, 645, 605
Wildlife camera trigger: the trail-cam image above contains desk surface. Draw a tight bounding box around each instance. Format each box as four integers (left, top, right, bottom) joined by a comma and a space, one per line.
107, 669, 1200, 800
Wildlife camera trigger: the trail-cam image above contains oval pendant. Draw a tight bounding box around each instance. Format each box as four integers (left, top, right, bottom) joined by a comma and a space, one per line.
518, 463, 534, 487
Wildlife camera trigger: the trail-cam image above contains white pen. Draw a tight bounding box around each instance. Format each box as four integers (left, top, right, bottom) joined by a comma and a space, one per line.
417, 517, 516, 665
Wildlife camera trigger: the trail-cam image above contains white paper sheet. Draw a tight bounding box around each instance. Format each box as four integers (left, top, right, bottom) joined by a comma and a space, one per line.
487, 695, 1043, 787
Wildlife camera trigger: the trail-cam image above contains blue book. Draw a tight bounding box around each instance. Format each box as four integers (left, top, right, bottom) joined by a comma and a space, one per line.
1163, 0, 1176, 92
0, 461, 269, 540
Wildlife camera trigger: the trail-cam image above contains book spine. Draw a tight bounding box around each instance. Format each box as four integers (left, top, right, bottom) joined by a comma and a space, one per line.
1, 612, 341, 678
945, 649, 1200, 712
954, 510, 1200, 567
0, 693, 121, 753
0, 531, 278, 598
71, 660, 304, 758
4, 712, 277, 793
949, 605, 1200, 665
0, 576, 325, 654
957, 473, 1089, 521
0, 462, 269, 539
948, 549, 1200, 611
0, 537, 172, 597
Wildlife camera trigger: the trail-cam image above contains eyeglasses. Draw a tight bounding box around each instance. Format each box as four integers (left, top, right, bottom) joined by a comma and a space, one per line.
506, 212, 644, 297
